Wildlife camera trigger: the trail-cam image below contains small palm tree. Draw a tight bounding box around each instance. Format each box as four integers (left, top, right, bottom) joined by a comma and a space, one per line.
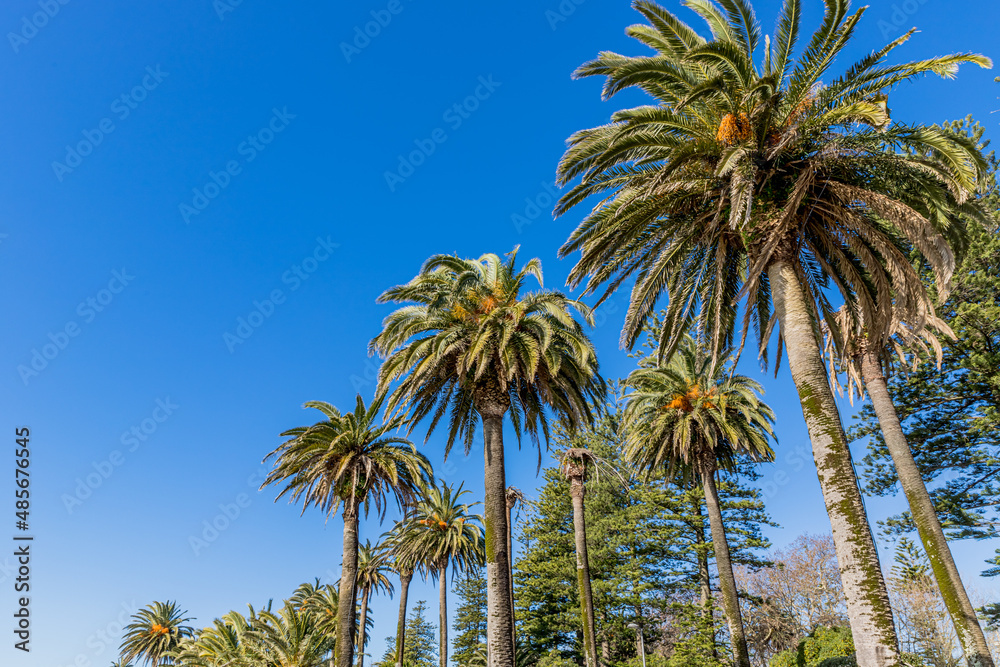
291, 579, 341, 641
262, 395, 432, 667
171, 609, 253, 667
119, 601, 194, 667
397, 481, 484, 667
371, 247, 604, 665
355, 540, 395, 667
555, 2, 992, 662
247, 603, 334, 667
625, 338, 775, 667
382, 520, 429, 667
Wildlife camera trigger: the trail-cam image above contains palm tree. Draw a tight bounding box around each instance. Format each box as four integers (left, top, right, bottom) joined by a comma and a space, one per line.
262, 395, 432, 667
355, 540, 395, 667
624, 337, 775, 667
371, 247, 605, 665
119, 601, 194, 667
559, 447, 625, 667
172, 609, 255, 667
824, 307, 996, 661
248, 603, 334, 667
383, 520, 428, 667
555, 2, 992, 663
397, 481, 484, 667
291, 579, 341, 642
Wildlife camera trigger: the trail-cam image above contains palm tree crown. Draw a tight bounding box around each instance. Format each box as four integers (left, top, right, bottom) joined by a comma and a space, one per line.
119, 601, 194, 667
370, 246, 605, 460
624, 336, 776, 479
263, 394, 431, 520
396, 481, 484, 573
556, 0, 992, 362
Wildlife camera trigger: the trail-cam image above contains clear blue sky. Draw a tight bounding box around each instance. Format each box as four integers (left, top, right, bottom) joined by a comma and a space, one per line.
1, 1, 998, 665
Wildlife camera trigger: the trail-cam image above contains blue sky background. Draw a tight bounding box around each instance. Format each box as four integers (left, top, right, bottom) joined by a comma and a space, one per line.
1, 1, 998, 665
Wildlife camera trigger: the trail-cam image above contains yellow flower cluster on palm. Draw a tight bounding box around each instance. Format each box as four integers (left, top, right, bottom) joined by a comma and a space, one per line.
665, 384, 716, 412
716, 112, 751, 145
149, 623, 169, 637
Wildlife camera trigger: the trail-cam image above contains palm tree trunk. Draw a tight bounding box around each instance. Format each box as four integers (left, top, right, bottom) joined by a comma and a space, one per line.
481, 410, 515, 667
701, 467, 750, 667
860, 350, 994, 667
395, 572, 412, 667
569, 475, 598, 667
337, 500, 361, 667
768, 259, 899, 667
357, 587, 370, 667
506, 501, 516, 648
439, 559, 449, 667
691, 497, 713, 620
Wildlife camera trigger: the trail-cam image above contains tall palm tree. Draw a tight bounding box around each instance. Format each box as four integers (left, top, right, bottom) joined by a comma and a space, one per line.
624, 337, 775, 667
555, 2, 992, 663
262, 395, 432, 667
397, 481, 484, 667
119, 601, 194, 667
371, 247, 605, 666
383, 520, 428, 667
504, 485, 526, 647
824, 307, 995, 662
560, 447, 626, 667
355, 540, 395, 667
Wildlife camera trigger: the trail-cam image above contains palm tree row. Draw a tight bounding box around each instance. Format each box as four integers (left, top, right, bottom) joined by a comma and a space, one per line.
122, 3, 996, 665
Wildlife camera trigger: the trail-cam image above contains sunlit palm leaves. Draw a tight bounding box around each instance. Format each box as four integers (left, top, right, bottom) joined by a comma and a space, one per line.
119, 601, 194, 667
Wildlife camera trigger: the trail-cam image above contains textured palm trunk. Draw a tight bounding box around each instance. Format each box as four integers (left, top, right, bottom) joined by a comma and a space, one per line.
505, 500, 516, 648
439, 558, 449, 667
860, 351, 994, 667
690, 496, 713, 618
701, 467, 750, 667
569, 473, 598, 667
395, 571, 412, 667
768, 259, 899, 667
481, 410, 515, 667
338, 501, 361, 667
357, 587, 370, 667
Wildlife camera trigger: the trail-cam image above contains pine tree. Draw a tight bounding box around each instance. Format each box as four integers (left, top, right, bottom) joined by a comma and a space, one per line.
453, 568, 488, 666
375, 600, 438, 667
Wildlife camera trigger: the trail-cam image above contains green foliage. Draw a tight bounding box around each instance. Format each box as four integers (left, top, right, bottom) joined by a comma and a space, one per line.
396, 481, 484, 575
769, 627, 855, 667
663, 604, 726, 667
375, 600, 438, 667
119, 600, 193, 667
452, 568, 488, 666
513, 400, 773, 665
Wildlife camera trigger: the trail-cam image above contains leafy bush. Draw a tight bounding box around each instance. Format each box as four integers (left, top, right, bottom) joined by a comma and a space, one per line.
770, 627, 855, 667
